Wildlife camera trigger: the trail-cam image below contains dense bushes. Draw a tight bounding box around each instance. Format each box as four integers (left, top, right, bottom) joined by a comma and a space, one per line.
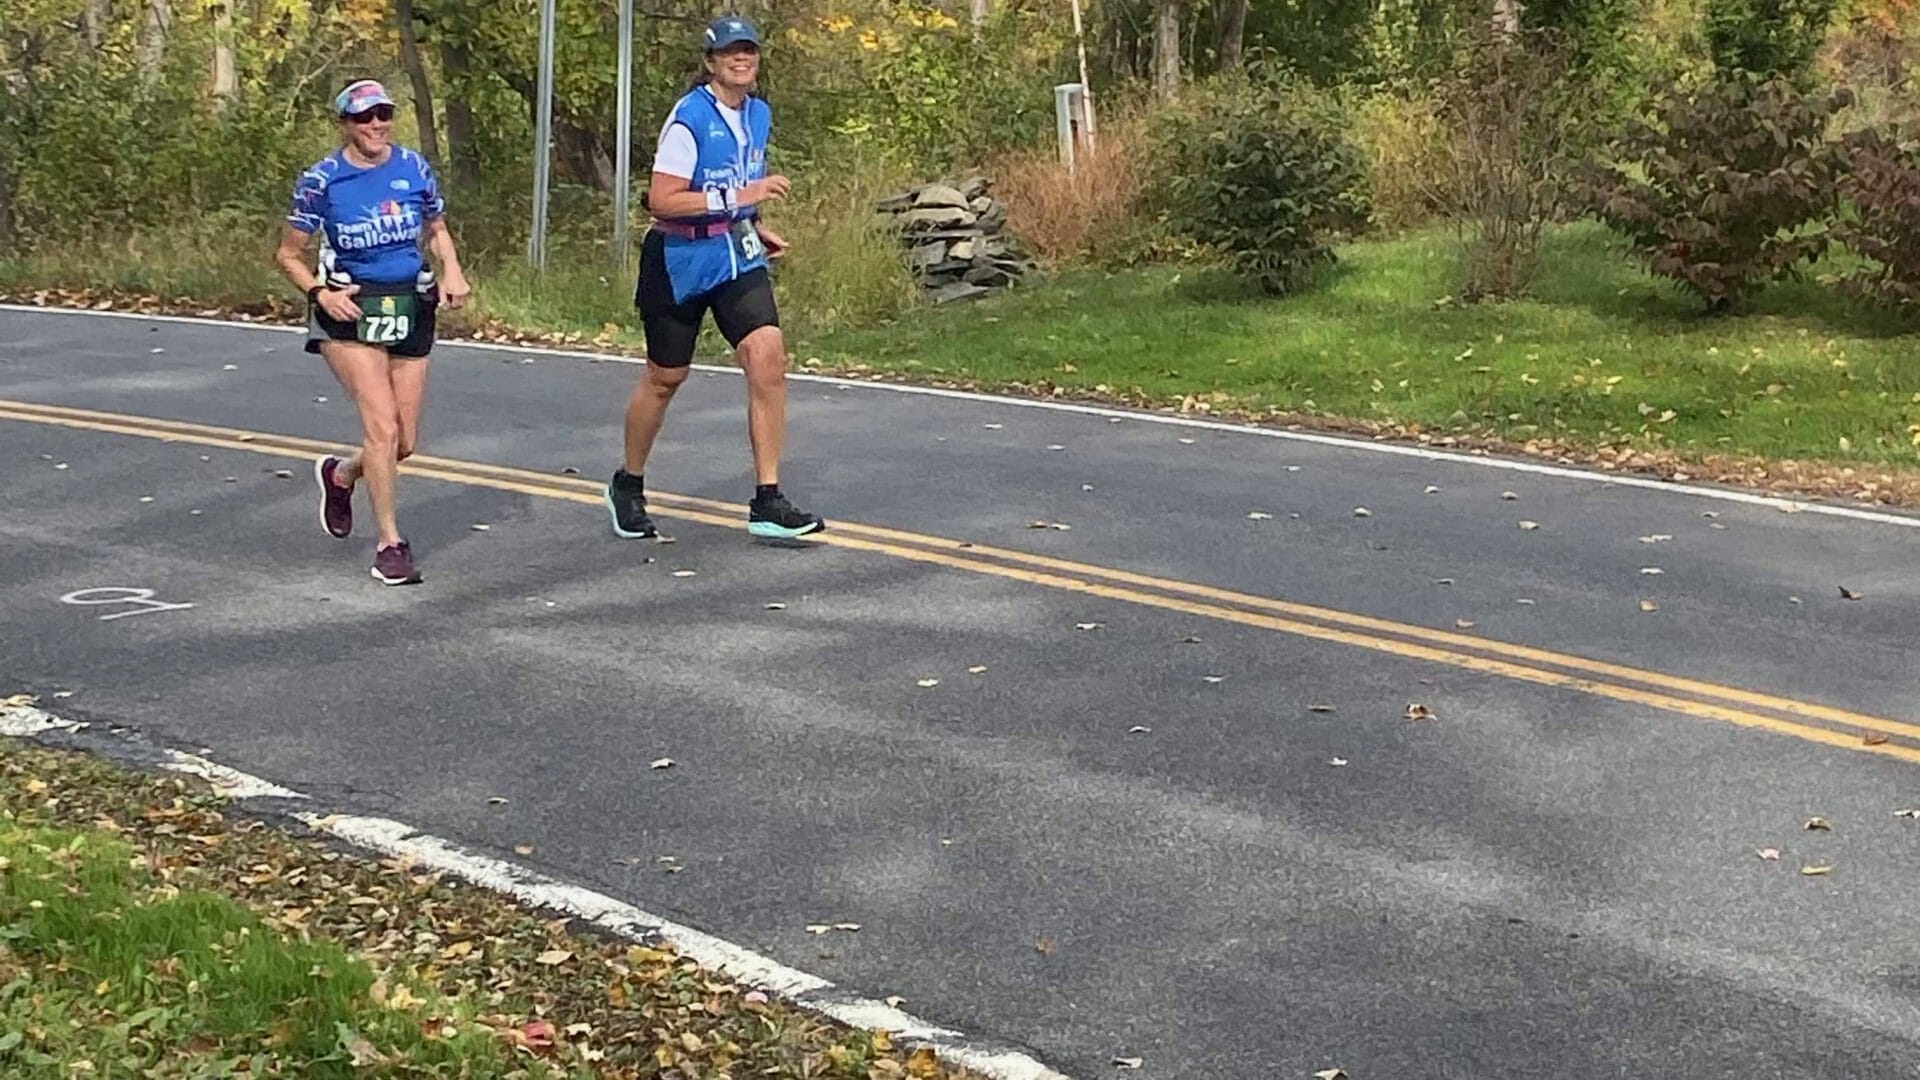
1148, 75, 1369, 295
1582, 77, 1850, 311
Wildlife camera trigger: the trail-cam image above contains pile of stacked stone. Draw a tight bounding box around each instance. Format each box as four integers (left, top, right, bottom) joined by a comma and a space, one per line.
874, 176, 1040, 303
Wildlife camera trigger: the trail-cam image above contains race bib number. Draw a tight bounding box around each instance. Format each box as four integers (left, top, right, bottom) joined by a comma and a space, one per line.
355, 292, 417, 345
731, 219, 765, 262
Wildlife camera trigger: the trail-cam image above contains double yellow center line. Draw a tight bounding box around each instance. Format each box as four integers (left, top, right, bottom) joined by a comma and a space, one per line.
5, 396, 1916, 764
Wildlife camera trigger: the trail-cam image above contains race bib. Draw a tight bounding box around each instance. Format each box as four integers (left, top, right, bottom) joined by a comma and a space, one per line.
355, 292, 417, 345
731, 218, 765, 262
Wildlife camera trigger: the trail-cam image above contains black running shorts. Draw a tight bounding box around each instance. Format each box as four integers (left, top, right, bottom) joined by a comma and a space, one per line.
305, 285, 438, 359
633, 230, 780, 369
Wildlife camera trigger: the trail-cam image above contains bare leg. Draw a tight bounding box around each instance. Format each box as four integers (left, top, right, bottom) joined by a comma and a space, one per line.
738, 326, 787, 486
322, 341, 404, 548
622, 361, 690, 475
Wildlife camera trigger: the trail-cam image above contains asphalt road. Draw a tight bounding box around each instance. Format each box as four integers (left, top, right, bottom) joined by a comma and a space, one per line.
4, 307, 1920, 1079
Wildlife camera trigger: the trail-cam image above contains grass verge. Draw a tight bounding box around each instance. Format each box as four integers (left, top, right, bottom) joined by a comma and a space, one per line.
5, 220, 1919, 506
0, 728, 967, 1079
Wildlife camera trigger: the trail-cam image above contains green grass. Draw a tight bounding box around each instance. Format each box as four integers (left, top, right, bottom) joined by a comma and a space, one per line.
0, 819, 573, 1077
800, 223, 1920, 467
6, 217, 1919, 467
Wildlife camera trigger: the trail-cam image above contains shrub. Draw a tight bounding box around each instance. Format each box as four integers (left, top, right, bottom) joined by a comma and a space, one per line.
1431, 26, 1590, 300
1348, 91, 1447, 231
987, 110, 1167, 268
1150, 76, 1370, 295
1832, 124, 1920, 310
1582, 76, 1849, 311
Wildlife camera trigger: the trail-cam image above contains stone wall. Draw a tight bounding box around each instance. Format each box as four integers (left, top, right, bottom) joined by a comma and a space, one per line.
874, 176, 1041, 304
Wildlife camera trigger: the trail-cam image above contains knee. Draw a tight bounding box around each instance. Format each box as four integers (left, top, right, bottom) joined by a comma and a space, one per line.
363, 413, 402, 454
741, 330, 787, 388
643, 364, 690, 399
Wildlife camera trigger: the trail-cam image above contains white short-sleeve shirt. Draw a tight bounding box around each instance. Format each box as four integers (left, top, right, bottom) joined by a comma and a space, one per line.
651, 94, 748, 179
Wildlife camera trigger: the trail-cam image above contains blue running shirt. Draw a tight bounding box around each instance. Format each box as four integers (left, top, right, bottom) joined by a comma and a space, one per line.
288, 147, 444, 286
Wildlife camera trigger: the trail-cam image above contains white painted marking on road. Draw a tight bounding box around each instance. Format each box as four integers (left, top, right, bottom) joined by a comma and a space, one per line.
9, 302, 1916, 529
0, 699, 1070, 1080
60, 586, 196, 621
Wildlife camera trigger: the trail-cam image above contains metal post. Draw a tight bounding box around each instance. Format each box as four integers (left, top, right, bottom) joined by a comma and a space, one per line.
1069, 0, 1096, 148
528, 0, 557, 270
1054, 83, 1078, 174
614, 0, 634, 268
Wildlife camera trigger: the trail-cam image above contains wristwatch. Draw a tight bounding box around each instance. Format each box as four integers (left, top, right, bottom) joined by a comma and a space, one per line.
306, 284, 323, 305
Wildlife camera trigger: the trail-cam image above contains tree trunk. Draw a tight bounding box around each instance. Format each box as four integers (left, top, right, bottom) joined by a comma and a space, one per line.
137, 0, 172, 78
82, 0, 110, 55
440, 37, 480, 188
1154, 0, 1180, 99
1217, 0, 1248, 69
394, 0, 441, 162
211, 2, 237, 110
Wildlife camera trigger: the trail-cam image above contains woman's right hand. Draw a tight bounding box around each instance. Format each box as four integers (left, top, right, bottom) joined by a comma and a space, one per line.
742, 175, 791, 206
317, 284, 362, 322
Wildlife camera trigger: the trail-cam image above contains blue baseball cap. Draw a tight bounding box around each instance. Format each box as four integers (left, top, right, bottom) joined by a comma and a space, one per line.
704, 15, 762, 52
334, 79, 394, 117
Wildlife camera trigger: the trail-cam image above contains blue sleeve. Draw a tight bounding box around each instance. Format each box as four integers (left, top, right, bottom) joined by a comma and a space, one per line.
417, 155, 445, 220
288, 165, 328, 234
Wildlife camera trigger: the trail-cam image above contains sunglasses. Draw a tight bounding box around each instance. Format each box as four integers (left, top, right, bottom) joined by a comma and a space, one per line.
345, 104, 396, 124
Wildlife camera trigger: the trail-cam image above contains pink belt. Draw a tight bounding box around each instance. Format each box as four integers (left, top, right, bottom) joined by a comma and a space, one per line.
651, 220, 734, 240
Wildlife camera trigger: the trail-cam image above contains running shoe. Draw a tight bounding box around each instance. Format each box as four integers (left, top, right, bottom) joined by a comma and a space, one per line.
606, 469, 658, 538
371, 539, 422, 586
748, 490, 825, 539
314, 455, 353, 539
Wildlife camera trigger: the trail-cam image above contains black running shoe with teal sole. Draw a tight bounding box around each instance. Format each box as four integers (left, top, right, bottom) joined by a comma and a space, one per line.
606, 469, 658, 539
748, 491, 825, 539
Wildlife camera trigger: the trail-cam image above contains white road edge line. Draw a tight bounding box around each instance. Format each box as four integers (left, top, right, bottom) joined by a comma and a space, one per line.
0, 701, 1071, 1080
8, 302, 1916, 529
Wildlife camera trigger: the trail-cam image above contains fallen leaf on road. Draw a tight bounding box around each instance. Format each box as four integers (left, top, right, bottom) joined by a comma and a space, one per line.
1639, 534, 1673, 544
1424, 485, 1441, 494
1081, 484, 1095, 492
1406, 703, 1436, 721
470, 523, 490, 532
1047, 444, 1065, 451
1757, 848, 1781, 860
1309, 704, 1336, 713
1035, 937, 1057, 955
671, 570, 696, 578
486, 797, 508, 806
765, 602, 787, 610
1113, 1058, 1143, 1070
1027, 520, 1072, 530
514, 844, 535, 855
968, 665, 988, 674
885, 995, 907, 1008
1455, 619, 1476, 629
1178, 437, 1195, 445
535, 949, 572, 966
806, 924, 831, 935
1840, 586, 1863, 600
1179, 635, 1201, 643
1248, 511, 1273, 520
1805, 817, 1830, 831
1518, 520, 1539, 531
1863, 732, 1890, 746
1801, 865, 1832, 876
916, 678, 940, 688
271, 469, 293, 479
1075, 622, 1104, 631
1201, 675, 1225, 683
1894, 809, 1920, 819
1435, 578, 1455, 586
649, 758, 675, 770
1640, 599, 1659, 612
1353, 507, 1372, 518
1315, 1070, 1349, 1080
1128, 725, 1151, 734
1641, 567, 1664, 575
983, 423, 1003, 430
1501, 491, 1518, 501
1329, 757, 1349, 767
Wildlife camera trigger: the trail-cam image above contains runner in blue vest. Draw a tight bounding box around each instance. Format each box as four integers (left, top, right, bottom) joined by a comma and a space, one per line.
605, 15, 825, 541
274, 79, 471, 586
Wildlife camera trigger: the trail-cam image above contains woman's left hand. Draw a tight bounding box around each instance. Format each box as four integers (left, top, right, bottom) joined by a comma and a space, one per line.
756, 225, 788, 261
440, 268, 472, 309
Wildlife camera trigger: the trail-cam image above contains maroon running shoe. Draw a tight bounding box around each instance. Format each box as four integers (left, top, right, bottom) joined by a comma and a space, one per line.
370, 539, 422, 586
314, 455, 353, 539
